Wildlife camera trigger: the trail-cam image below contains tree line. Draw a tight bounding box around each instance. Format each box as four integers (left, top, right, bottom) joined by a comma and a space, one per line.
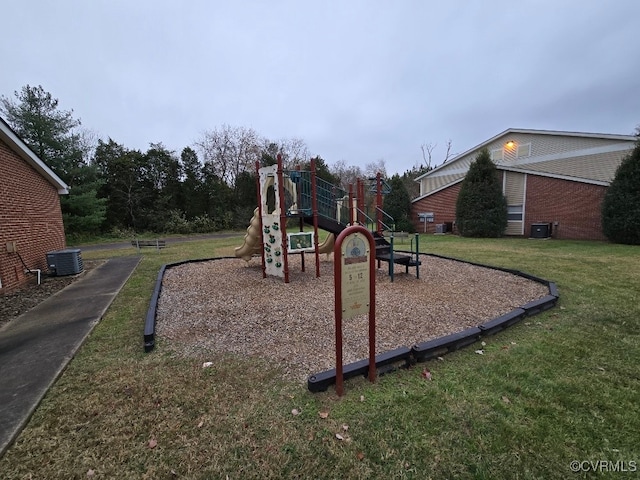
1, 85, 434, 239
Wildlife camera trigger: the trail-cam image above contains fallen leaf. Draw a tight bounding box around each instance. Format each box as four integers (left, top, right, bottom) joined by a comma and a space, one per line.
202, 362, 213, 368
342, 424, 349, 431
336, 433, 344, 441
291, 408, 301, 416
475, 349, 484, 355
148, 438, 157, 449
318, 411, 329, 419
421, 368, 432, 380
502, 396, 511, 404
357, 452, 365, 461
501, 345, 510, 350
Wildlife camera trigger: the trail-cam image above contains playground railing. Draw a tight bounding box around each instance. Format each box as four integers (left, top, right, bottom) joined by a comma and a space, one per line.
356, 208, 393, 232
290, 171, 348, 224
376, 206, 396, 232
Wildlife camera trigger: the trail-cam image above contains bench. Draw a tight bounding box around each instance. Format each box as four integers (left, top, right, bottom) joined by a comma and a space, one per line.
131, 239, 166, 251
382, 231, 409, 242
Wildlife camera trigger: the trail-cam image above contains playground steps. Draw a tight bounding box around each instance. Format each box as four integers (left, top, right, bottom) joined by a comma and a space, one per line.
299, 214, 421, 270
373, 233, 420, 267
376, 252, 419, 266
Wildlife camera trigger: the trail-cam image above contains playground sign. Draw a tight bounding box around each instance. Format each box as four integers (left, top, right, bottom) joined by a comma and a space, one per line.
340, 233, 370, 319
334, 225, 376, 396
287, 232, 313, 253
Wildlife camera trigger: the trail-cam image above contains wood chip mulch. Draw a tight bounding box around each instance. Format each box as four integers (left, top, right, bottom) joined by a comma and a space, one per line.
155, 254, 548, 382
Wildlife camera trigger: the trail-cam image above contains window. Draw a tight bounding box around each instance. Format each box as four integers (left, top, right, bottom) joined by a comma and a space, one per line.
517, 143, 531, 158
507, 205, 523, 221
493, 142, 532, 162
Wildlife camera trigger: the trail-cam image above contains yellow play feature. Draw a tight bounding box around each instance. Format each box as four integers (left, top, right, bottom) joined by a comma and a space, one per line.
234, 208, 335, 261
234, 158, 346, 283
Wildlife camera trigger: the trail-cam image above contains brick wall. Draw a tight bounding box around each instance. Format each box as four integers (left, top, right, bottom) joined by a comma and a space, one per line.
0, 139, 66, 292
525, 175, 607, 241
410, 175, 608, 241
410, 183, 462, 233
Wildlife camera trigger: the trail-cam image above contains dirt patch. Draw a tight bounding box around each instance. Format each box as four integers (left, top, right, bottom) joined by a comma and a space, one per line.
0, 260, 102, 331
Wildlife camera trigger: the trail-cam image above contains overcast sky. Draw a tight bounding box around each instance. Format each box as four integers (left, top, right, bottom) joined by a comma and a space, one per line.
2, 1, 639, 175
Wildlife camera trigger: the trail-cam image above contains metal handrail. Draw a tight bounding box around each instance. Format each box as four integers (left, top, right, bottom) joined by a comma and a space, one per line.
375, 206, 395, 230
356, 208, 393, 232
285, 171, 348, 224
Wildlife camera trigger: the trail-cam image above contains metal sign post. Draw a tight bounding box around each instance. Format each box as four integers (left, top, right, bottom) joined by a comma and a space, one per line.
334, 225, 376, 396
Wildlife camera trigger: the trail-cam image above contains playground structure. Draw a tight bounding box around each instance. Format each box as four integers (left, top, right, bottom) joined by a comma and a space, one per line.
141, 154, 561, 394
234, 154, 421, 282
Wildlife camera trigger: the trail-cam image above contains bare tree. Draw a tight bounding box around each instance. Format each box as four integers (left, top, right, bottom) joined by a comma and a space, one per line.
420, 142, 436, 170
364, 158, 387, 178
442, 139, 453, 164
282, 137, 309, 167
262, 137, 310, 169
196, 125, 262, 186
330, 159, 363, 190
420, 139, 453, 170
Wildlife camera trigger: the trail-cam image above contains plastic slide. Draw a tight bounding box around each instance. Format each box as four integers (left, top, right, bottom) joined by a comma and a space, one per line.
234, 208, 263, 261
317, 232, 335, 254
235, 208, 336, 261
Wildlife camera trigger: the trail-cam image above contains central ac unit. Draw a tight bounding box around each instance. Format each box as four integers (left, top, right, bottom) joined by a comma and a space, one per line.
46, 249, 84, 276
530, 223, 552, 239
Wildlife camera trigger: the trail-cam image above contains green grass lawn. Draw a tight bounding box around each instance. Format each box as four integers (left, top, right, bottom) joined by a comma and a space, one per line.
1, 234, 638, 479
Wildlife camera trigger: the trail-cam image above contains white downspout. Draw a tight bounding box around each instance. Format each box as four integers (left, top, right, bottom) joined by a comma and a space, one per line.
24, 268, 42, 285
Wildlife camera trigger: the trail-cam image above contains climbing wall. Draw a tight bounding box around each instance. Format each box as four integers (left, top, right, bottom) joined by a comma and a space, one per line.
259, 165, 285, 278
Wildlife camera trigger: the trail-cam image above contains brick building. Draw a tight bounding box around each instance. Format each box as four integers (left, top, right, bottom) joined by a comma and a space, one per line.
411, 129, 636, 240
0, 117, 69, 292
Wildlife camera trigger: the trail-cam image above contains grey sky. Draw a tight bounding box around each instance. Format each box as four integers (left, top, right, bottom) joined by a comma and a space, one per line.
2, 1, 638, 175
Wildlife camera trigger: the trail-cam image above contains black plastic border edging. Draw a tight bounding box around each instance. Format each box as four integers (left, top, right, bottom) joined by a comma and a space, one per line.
142, 253, 559, 392
307, 253, 559, 393
143, 256, 237, 353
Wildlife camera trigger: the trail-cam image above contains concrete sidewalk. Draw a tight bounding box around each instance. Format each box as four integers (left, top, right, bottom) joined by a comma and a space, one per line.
0, 255, 140, 457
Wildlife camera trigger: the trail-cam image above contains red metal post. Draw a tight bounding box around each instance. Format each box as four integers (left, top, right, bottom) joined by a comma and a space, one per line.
311, 157, 320, 278
296, 165, 305, 273
256, 160, 266, 278
334, 225, 377, 396
368, 241, 376, 383
376, 172, 383, 234
356, 178, 364, 225
348, 183, 354, 225
334, 251, 344, 396
276, 154, 289, 283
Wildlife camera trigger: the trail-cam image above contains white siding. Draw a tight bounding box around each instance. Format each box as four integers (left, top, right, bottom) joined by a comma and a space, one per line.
504, 171, 525, 204
415, 129, 635, 202
503, 171, 525, 235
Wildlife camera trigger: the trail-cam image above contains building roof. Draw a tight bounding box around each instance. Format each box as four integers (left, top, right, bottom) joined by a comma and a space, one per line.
413, 128, 636, 202
0, 116, 69, 194
415, 128, 636, 182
